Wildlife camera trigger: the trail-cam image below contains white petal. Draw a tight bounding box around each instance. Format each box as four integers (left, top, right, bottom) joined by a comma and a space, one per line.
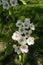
27, 37, 35, 45
29, 30, 32, 35
2, 1, 10, 9
20, 45, 28, 53
12, 31, 21, 41
19, 27, 25, 34
27, 41, 34, 45
16, 20, 23, 27
30, 23, 35, 30
25, 18, 30, 24
24, 30, 32, 38
15, 47, 18, 52
13, 45, 17, 48
13, 45, 18, 52
24, 49, 28, 53
24, 30, 30, 38
18, 36, 27, 45
13, 45, 21, 54
23, 18, 30, 29
10, 0, 17, 6
17, 49, 21, 54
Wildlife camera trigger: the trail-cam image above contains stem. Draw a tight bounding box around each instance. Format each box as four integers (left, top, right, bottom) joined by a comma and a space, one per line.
19, 54, 24, 65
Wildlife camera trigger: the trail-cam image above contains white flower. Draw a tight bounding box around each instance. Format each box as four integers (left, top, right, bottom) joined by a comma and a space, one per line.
30, 23, 35, 30
18, 36, 27, 45
2, 1, 10, 9
16, 20, 23, 27
23, 18, 30, 29
20, 45, 28, 53
19, 27, 25, 34
24, 30, 32, 38
17, 48, 21, 54
29, 30, 32, 35
25, 31, 30, 38
25, 18, 30, 23
27, 37, 35, 45
10, 0, 17, 6
12, 18, 35, 54
13, 45, 21, 54
12, 31, 21, 41
24, 30, 30, 38
13, 44, 17, 49
13, 45, 18, 52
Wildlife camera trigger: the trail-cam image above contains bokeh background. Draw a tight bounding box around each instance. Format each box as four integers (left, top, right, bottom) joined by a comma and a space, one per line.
0, 0, 43, 65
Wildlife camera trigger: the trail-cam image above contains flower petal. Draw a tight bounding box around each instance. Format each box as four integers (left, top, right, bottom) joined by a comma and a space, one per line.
27, 37, 35, 45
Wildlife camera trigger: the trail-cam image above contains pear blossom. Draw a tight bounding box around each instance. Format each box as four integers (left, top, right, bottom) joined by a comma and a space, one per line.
18, 36, 27, 45
30, 23, 35, 30
13, 44, 17, 49
13, 45, 21, 54
12, 18, 35, 54
1, 0, 17, 9
25, 18, 30, 23
2, 1, 10, 9
19, 27, 25, 34
27, 37, 35, 45
29, 30, 32, 35
13, 45, 17, 52
20, 45, 28, 53
10, 0, 17, 6
16, 20, 23, 27
24, 30, 32, 38
24, 30, 30, 38
12, 31, 21, 41
23, 18, 30, 29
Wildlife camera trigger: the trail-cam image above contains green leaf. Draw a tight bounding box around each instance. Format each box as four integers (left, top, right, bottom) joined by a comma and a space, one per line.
19, 55, 22, 62
5, 45, 13, 55
0, 55, 5, 61
20, 0, 27, 5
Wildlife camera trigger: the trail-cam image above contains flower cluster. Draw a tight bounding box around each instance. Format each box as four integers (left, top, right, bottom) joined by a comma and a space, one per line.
0, 0, 17, 9
12, 18, 35, 54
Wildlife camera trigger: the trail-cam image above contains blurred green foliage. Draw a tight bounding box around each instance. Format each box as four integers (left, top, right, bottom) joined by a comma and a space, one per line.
0, 4, 43, 65
21, 0, 43, 4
